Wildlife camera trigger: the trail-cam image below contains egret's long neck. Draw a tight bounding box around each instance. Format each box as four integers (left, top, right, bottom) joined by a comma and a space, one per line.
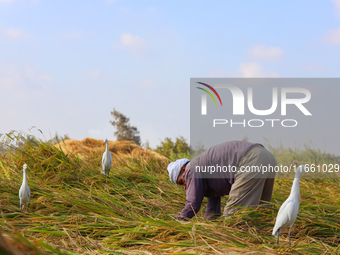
106, 141, 109, 152
23, 169, 27, 184
289, 171, 302, 199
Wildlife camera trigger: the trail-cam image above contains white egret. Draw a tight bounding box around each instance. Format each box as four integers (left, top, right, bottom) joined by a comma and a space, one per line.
19, 164, 31, 210
101, 139, 112, 176
272, 165, 306, 246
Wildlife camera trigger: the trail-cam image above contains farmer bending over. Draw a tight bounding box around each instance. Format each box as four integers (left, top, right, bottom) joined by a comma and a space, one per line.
167, 141, 277, 220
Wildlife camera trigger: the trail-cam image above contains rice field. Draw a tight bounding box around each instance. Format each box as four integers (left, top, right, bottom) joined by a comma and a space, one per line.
0, 135, 339, 254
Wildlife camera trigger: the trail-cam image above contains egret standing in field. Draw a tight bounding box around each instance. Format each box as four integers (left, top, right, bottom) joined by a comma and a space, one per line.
272, 165, 306, 247
19, 164, 30, 210
101, 139, 112, 176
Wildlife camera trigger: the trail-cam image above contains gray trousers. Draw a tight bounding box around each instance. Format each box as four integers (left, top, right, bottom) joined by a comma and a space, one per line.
223, 145, 277, 216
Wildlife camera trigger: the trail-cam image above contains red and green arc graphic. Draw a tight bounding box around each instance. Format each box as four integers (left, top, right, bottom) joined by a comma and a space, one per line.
196, 82, 223, 106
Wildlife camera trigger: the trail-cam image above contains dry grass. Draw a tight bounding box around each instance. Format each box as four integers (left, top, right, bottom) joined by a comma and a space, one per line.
0, 136, 339, 254
55, 138, 165, 160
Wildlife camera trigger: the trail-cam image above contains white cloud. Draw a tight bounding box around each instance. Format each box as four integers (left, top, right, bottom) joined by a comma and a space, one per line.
239, 62, 279, 77
248, 44, 283, 61
118, 33, 147, 58
332, 0, 340, 16
208, 63, 279, 78
0, 27, 36, 40
324, 27, 340, 44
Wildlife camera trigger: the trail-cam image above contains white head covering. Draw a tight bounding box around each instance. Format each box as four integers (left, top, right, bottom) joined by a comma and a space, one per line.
167, 158, 190, 184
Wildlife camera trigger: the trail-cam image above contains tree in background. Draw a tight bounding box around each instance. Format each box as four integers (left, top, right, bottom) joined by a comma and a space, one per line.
191, 141, 205, 158
154, 136, 190, 160
110, 108, 141, 146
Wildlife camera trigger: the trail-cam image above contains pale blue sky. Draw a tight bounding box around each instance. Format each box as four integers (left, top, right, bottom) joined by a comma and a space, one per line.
1, 0, 340, 150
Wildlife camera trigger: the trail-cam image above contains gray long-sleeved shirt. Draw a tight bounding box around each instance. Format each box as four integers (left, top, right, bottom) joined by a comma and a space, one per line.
178, 141, 261, 219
